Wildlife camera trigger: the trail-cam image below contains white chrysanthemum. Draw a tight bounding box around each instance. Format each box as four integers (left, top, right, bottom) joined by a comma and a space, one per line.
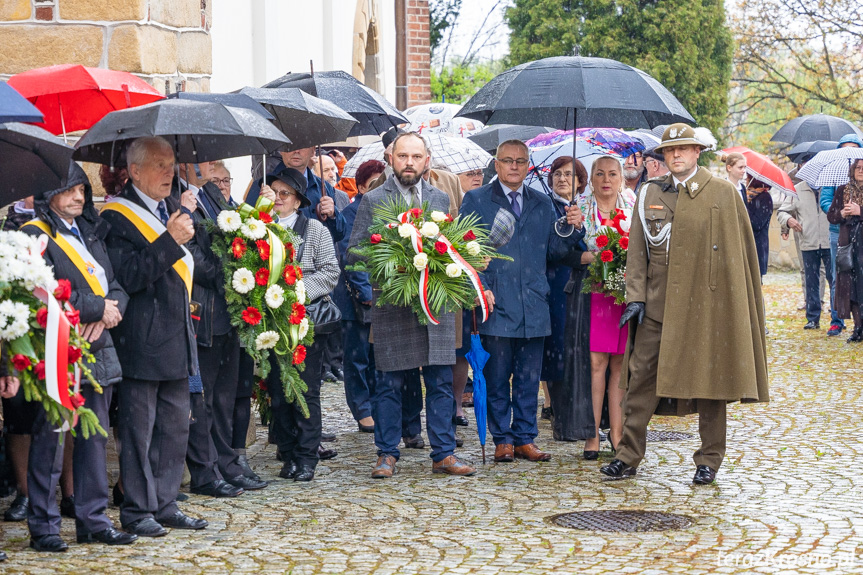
217, 210, 242, 232
466, 241, 481, 256
298, 317, 310, 339
265, 284, 285, 308
0, 300, 31, 340
398, 223, 414, 238
445, 263, 462, 278
295, 279, 306, 305
255, 330, 279, 350
232, 268, 255, 294
413, 252, 428, 271
430, 211, 447, 223
420, 221, 439, 238
240, 219, 267, 240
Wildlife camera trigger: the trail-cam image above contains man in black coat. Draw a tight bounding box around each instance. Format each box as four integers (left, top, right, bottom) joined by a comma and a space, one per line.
100, 136, 209, 537
21, 162, 136, 550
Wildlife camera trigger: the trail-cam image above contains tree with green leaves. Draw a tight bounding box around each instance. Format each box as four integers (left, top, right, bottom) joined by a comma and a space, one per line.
505, 0, 734, 138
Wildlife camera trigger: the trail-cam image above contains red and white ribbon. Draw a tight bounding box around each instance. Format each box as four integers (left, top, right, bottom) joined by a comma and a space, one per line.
436, 235, 489, 323
33, 286, 76, 412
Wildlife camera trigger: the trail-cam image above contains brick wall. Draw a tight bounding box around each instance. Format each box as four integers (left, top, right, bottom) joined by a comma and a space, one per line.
405, 0, 430, 107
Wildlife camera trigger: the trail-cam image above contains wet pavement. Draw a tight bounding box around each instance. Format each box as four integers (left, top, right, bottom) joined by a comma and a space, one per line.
1, 271, 861, 574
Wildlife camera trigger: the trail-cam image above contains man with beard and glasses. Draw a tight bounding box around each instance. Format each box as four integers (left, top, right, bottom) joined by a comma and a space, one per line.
623, 151, 646, 193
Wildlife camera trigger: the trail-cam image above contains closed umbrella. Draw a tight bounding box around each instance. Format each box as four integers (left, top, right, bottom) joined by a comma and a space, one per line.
0, 82, 43, 123
721, 146, 796, 196
796, 147, 863, 188
771, 114, 863, 145
468, 124, 555, 153
0, 122, 74, 205
785, 140, 838, 164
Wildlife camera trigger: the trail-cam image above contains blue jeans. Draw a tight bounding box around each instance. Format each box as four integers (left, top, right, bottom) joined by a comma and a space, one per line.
803, 249, 833, 323
372, 365, 455, 462
829, 230, 845, 327
342, 320, 374, 422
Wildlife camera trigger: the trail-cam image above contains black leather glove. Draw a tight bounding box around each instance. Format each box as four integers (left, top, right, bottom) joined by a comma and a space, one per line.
619, 302, 645, 328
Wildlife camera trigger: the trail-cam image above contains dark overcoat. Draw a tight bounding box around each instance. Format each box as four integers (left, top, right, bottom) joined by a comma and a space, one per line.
826, 185, 863, 316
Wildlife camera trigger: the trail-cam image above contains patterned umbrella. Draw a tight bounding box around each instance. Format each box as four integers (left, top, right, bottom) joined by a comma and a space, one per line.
403, 103, 485, 137
796, 147, 863, 188
342, 141, 385, 178
426, 133, 491, 174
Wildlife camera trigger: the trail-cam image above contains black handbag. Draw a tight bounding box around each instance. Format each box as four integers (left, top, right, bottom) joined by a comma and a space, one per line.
293, 214, 342, 334
836, 221, 860, 273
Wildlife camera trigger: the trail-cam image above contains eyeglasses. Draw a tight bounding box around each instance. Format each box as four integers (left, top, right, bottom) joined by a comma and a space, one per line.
211, 177, 233, 186
275, 189, 297, 199
497, 157, 529, 167
552, 170, 574, 180
462, 170, 484, 178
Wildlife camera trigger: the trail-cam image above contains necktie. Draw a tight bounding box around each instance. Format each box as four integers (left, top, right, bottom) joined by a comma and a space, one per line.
676, 183, 686, 195
157, 201, 169, 225
69, 225, 83, 243
409, 185, 420, 209
509, 191, 522, 218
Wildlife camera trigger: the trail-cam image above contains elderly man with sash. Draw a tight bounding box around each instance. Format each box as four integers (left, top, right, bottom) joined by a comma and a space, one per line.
100, 136, 210, 536
21, 162, 136, 550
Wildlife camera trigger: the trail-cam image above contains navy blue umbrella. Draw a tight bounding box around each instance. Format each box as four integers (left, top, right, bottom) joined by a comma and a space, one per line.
0, 82, 43, 123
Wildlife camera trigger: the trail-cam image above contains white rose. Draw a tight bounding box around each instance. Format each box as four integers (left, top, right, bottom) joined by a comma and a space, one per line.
0, 300, 31, 340
466, 241, 481, 256
398, 223, 414, 238
413, 252, 429, 271
217, 210, 242, 232
445, 263, 462, 278
430, 211, 447, 223
420, 221, 439, 238
241, 219, 267, 240
298, 317, 310, 339
295, 279, 306, 304
254, 330, 279, 350
265, 284, 285, 308
231, 268, 255, 294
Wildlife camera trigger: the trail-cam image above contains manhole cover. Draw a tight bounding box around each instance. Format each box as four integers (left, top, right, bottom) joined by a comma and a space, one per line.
549, 510, 694, 532
647, 430, 694, 441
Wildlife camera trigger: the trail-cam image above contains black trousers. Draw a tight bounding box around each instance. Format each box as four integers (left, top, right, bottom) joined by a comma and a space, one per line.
267, 333, 326, 467
27, 385, 114, 537
118, 377, 189, 526
322, 322, 344, 374
187, 331, 243, 486
232, 351, 255, 449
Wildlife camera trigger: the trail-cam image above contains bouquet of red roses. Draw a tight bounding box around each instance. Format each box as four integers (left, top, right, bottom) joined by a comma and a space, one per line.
581, 209, 630, 305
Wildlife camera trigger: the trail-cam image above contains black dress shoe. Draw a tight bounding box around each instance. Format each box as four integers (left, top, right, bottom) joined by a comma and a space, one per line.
321, 431, 337, 442
322, 371, 337, 383
60, 495, 75, 518
4, 494, 28, 522
157, 511, 208, 530
332, 367, 344, 381
583, 450, 599, 460
453, 415, 469, 427
403, 434, 425, 448
190, 479, 243, 498
226, 474, 268, 490
455, 436, 464, 447
124, 517, 167, 537
317, 444, 338, 460
176, 492, 189, 502
236, 455, 262, 481
803, 320, 820, 330
692, 465, 717, 485
847, 326, 863, 342
77, 527, 138, 545
279, 461, 298, 479
540, 406, 553, 420
29, 534, 68, 552
357, 421, 375, 433
600, 459, 637, 479
293, 464, 316, 482
112, 483, 124, 507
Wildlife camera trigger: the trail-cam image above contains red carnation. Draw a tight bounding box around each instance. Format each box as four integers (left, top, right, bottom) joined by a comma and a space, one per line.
290, 302, 306, 325
53, 279, 71, 302
292, 344, 307, 365
445, 214, 454, 222
370, 233, 382, 244
241, 306, 262, 325
256, 239, 270, 262
409, 208, 422, 219
65, 309, 80, 326
285, 242, 295, 262
255, 268, 269, 286
296, 267, 303, 279
11, 354, 31, 371
618, 237, 629, 250
596, 235, 609, 248
258, 212, 273, 224
434, 241, 448, 254
258, 379, 268, 392
70, 393, 86, 409
283, 265, 297, 285
36, 307, 48, 328
600, 250, 614, 263
231, 237, 247, 259
463, 230, 476, 241
67, 346, 82, 364
34, 360, 46, 380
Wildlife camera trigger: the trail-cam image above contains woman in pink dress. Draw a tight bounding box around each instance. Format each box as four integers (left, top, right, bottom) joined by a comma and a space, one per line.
574, 156, 636, 458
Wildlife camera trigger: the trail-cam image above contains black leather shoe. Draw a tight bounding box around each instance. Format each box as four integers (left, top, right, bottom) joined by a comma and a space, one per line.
235, 455, 261, 481
124, 517, 167, 537
322, 371, 337, 383
692, 465, 717, 485
803, 320, 819, 330
77, 527, 138, 545
453, 415, 469, 427
190, 479, 243, 498
358, 421, 375, 433
279, 461, 298, 479
294, 464, 315, 482
847, 327, 863, 343
583, 450, 599, 460
4, 494, 28, 522
112, 483, 124, 507
60, 495, 75, 518
226, 474, 268, 490
600, 459, 637, 479
332, 367, 344, 381
321, 431, 337, 442
176, 492, 189, 502
317, 444, 338, 460
157, 511, 207, 530
403, 434, 425, 448
29, 534, 68, 552
455, 436, 464, 447
540, 406, 553, 420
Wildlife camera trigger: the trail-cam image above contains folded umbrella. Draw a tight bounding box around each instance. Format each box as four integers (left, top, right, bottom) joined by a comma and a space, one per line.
0, 122, 74, 205
785, 140, 838, 164
464, 319, 490, 464
0, 82, 44, 123
796, 147, 863, 188
770, 114, 863, 145
721, 146, 796, 196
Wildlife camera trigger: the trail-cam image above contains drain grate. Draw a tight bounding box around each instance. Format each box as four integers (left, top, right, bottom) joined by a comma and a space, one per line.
647, 430, 694, 441
548, 510, 694, 532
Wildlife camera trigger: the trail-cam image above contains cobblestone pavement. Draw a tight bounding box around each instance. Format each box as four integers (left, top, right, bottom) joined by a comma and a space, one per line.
2, 271, 862, 574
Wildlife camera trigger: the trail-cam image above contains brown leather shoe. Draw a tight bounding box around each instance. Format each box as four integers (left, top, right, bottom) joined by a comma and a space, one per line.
514, 443, 551, 461
493, 443, 514, 462
371, 455, 397, 479
432, 455, 477, 476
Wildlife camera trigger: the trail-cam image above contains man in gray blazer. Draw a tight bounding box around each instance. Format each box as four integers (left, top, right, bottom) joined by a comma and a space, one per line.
347, 132, 476, 478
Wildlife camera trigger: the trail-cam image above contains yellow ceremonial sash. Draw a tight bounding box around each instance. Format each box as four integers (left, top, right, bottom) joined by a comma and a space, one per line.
22, 220, 107, 297
100, 201, 194, 297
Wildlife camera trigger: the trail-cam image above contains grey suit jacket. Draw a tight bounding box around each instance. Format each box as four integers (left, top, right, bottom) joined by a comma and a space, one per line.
347, 175, 456, 372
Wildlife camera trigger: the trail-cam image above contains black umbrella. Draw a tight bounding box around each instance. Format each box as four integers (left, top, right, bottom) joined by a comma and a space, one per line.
457, 56, 694, 130
74, 99, 291, 165
785, 140, 838, 164
468, 124, 554, 153
771, 114, 863, 145
166, 91, 275, 121
261, 70, 406, 136
0, 82, 44, 123
238, 86, 357, 149
0, 122, 73, 205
